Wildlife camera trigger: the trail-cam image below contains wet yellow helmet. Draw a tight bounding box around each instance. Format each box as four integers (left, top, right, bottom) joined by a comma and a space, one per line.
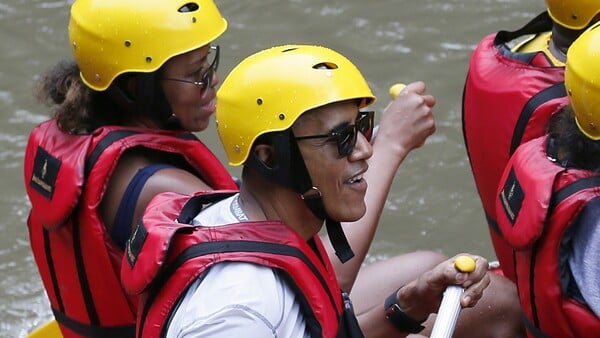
546, 0, 600, 30
216, 44, 376, 166
565, 22, 600, 140
69, 0, 227, 91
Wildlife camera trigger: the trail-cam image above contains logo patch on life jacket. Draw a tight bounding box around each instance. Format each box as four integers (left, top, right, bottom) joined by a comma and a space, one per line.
499, 167, 524, 225
126, 222, 148, 267
30, 146, 60, 200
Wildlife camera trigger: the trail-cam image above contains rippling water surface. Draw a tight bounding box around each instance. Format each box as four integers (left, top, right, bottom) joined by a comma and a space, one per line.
0, 0, 545, 336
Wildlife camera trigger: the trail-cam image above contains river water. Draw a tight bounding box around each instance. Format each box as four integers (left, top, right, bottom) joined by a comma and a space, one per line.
0, 0, 545, 336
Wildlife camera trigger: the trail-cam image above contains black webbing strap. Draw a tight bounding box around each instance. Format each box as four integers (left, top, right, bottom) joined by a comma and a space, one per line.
521, 309, 550, 338
548, 176, 600, 214
510, 82, 566, 155
53, 307, 136, 338
495, 11, 553, 47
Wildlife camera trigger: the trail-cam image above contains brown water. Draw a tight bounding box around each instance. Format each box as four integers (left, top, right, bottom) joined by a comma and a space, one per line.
0, 0, 545, 336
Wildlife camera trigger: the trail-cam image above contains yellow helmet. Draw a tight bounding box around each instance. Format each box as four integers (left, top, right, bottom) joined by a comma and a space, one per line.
546, 0, 600, 30
565, 22, 600, 140
216, 44, 376, 166
69, 0, 227, 91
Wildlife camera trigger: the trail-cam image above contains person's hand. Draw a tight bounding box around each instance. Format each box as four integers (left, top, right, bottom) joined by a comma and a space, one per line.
395, 254, 490, 322
374, 81, 436, 156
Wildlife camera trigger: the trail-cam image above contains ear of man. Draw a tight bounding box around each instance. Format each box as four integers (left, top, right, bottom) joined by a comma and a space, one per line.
253, 144, 276, 168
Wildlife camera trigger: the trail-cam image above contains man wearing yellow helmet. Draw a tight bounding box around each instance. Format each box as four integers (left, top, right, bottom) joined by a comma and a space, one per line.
462, 0, 600, 283
121, 44, 492, 338
25, 0, 448, 337
494, 23, 600, 337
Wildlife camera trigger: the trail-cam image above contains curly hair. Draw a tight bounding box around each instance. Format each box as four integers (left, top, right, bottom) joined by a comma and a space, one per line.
547, 105, 600, 172
34, 60, 93, 133
33, 60, 148, 134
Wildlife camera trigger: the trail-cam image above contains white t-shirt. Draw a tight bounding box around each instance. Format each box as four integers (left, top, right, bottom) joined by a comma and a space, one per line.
165, 194, 310, 338
568, 202, 600, 317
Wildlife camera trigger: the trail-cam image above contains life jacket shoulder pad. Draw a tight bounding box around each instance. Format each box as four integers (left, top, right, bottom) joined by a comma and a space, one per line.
121, 190, 237, 294
496, 137, 558, 249
24, 120, 92, 230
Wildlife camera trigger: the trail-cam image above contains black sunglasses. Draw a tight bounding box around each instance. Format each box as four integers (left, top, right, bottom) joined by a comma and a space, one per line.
161, 45, 220, 98
295, 110, 374, 157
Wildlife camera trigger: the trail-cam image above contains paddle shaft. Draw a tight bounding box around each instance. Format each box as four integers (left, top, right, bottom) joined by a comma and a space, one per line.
430, 256, 476, 338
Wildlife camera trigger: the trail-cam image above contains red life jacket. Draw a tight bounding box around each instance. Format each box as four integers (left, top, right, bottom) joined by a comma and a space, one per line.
23, 119, 238, 338
462, 11, 568, 281
496, 136, 600, 337
121, 191, 358, 338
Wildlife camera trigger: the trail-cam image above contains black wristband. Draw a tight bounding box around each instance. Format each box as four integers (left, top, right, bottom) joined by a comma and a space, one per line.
383, 288, 426, 334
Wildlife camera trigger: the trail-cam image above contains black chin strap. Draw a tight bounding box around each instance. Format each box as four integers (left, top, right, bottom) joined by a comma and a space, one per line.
302, 191, 355, 263
300, 185, 354, 263
327, 220, 354, 263
106, 73, 172, 124
106, 83, 136, 115
136, 73, 173, 122
247, 130, 354, 263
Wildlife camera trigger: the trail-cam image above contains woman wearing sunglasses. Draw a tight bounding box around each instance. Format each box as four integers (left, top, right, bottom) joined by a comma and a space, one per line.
122, 44, 491, 338
24, 0, 237, 336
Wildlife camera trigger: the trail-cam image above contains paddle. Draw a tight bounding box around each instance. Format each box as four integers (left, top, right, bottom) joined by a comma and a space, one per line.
384, 83, 425, 148
27, 319, 62, 338
389, 83, 407, 98
430, 255, 476, 338
382, 82, 426, 148
371, 83, 407, 139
